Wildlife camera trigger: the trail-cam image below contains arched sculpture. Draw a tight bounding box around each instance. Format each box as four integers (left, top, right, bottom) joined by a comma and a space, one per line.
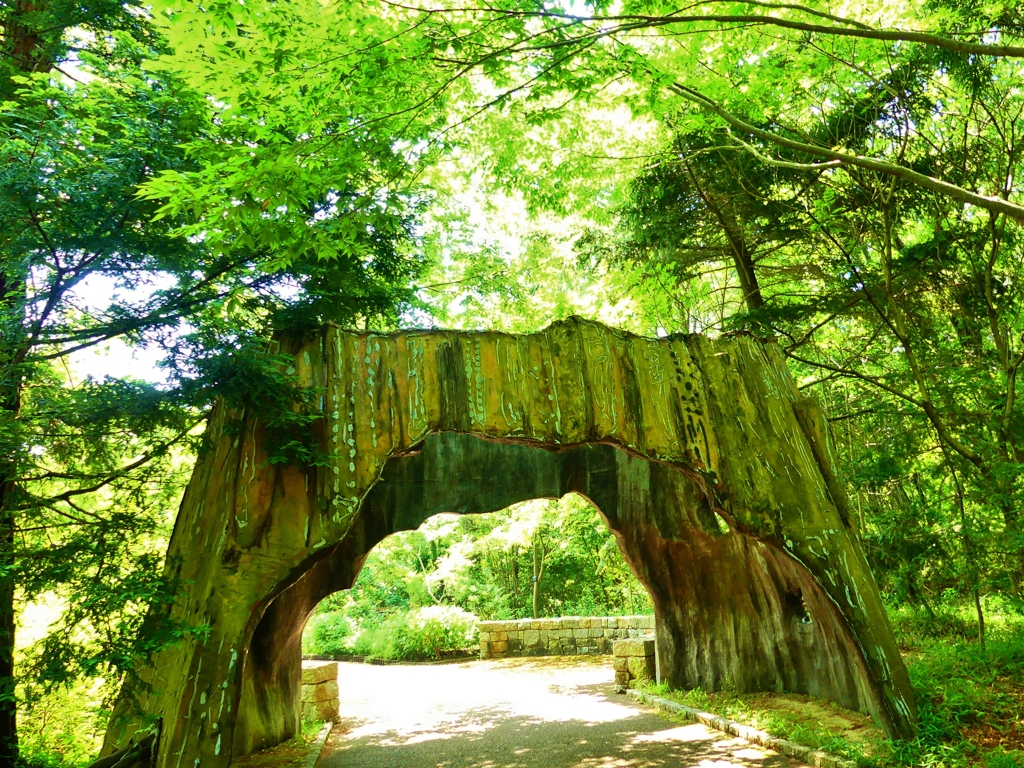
101, 318, 916, 767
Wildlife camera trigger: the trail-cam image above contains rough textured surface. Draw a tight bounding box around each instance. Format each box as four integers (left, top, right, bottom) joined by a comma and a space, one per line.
100, 318, 916, 768
613, 636, 656, 690
478, 615, 653, 658
300, 662, 339, 723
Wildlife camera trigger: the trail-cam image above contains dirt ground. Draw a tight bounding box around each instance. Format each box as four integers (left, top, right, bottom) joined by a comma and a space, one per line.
735, 691, 881, 745
230, 732, 315, 768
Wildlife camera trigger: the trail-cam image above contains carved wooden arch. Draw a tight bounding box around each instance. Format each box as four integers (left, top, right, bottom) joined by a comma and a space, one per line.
102, 318, 916, 767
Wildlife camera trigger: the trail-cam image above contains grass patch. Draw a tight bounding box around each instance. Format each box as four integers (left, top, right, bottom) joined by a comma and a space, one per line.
636, 681, 880, 765
638, 605, 1024, 767
301, 717, 328, 737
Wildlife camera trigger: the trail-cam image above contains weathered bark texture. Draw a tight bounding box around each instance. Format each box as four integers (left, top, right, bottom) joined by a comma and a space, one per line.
100, 318, 916, 767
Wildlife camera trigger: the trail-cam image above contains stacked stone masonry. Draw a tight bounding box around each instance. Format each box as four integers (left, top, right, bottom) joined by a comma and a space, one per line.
478, 615, 655, 658
613, 636, 656, 690
301, 662, 340, 722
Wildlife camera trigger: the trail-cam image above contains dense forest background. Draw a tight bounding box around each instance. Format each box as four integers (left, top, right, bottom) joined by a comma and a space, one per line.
1, 0, 1022, 765
301, 498, 653, 664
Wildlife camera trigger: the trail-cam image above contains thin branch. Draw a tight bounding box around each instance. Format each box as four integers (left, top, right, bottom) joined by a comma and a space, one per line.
666, 81, 1024, 222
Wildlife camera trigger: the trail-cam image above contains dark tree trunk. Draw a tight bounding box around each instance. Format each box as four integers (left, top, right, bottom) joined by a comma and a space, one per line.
722, 221, 765, 311
100, 320, 917, 767
530, 536, 544, 619
0, 2, 57, 757
0, 271, 25, 765
0, 478, 17, 766
683, 162, 765, 312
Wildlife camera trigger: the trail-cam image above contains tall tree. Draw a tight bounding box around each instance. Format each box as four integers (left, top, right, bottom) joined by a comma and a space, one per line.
1, 3, 430, 762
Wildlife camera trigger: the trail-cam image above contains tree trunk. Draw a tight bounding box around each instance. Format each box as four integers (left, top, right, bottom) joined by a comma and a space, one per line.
0, 3, 59, 757
101, 319, 918, 767
683, 162, 765, 312
721, 219, 765, 311
974, 588, 986, 651
0, 270, 25, 765
531, 537, 544, 619
0, 478, 17, 766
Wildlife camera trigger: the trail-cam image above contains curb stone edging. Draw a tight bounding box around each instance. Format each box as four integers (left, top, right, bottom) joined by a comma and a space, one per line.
625, 689, 856, 768
302, 653, 476, 666
303, 722, 333, 768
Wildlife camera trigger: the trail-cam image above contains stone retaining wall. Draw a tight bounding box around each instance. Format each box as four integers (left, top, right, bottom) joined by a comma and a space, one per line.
612, 636, 656, 690
301, 661, 340, 722
478, 614, 654, 658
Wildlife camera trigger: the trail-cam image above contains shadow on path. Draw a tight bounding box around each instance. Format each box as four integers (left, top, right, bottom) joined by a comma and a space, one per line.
318, 658, 802, 768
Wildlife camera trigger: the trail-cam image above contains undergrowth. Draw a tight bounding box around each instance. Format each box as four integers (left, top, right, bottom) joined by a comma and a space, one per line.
304, 605, 479, 661
639, 604, 1024, 767
637, 681, 873, 764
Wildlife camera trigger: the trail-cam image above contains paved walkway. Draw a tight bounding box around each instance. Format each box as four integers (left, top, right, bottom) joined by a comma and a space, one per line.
319, 656, 803, 768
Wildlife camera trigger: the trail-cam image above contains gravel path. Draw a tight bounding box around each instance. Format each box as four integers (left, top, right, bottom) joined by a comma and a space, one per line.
318, 656, 803, 768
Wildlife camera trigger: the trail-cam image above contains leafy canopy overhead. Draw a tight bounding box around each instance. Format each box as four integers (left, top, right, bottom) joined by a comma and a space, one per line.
5, 0, 1024, 763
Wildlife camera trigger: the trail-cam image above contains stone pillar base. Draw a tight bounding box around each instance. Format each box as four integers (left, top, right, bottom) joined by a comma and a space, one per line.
301, 662, 340, 723
613, 636, 656, 692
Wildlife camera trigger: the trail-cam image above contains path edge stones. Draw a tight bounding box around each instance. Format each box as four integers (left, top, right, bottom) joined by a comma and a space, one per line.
304, 722, 333, 768
625, 689, 856, 768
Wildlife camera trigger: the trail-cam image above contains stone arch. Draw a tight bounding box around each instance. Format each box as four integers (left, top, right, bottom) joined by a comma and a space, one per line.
100, 319, 916, 768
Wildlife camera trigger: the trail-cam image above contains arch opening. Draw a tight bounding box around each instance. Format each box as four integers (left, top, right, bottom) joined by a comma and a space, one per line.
300, 497, 653, 661
233, 431, 885, 756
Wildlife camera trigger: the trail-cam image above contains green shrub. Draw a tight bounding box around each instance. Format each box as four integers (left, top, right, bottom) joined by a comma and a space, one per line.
304, 610, 353, 657
888, 605, 980, 647
352, 606, 478, 661
17, 679, 109, 767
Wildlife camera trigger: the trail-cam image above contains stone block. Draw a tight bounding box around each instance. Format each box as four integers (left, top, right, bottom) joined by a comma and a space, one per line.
491, 640, 509, 653
524, 630, 540, 646
613, 638, 655, 657
614, 670, 630, 687
640, 615, 655, 629
591, 628, 604, 637
509, 639, 523, 651
301, 662, 338, 686
319, 679, 340, 701
617, 618, 629, 628
494, 630, 508, 641
627, 655, 655, 681
574, 628, 590, 639
303, 698, 340, 723
479, 631, 491, 642
478, 621, 503, 632
302, 680, 340, 704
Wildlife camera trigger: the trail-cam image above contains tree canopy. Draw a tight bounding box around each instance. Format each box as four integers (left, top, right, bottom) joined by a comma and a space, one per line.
2, 0, 1022, 764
